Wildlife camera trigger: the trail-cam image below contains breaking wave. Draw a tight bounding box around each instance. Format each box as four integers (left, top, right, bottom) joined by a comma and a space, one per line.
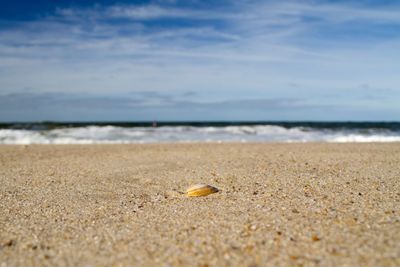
1, 124, 400, 144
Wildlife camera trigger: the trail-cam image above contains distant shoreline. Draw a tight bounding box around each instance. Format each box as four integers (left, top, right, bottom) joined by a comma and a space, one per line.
1, 120, 400, 130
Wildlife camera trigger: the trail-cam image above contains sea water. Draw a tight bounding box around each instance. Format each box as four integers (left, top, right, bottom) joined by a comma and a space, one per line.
1, 121, 399, 144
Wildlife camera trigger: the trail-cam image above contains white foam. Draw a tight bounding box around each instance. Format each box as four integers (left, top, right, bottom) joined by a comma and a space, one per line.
1, 125, 399, 144
329, 134, 400, 143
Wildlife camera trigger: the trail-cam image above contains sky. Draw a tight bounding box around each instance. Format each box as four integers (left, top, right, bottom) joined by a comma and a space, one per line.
0, 0, 399, 121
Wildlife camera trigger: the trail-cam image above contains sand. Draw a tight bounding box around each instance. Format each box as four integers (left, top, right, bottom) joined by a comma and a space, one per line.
0, 143, 399, 266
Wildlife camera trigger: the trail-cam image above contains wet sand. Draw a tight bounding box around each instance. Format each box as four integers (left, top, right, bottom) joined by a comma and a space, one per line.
0, 143, 399, 266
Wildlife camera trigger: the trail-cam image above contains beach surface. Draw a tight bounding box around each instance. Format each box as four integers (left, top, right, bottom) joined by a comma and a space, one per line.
0, 143, 399, 266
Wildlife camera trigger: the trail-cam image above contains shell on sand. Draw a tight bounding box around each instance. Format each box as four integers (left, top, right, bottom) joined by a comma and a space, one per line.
186, 183, 219, 197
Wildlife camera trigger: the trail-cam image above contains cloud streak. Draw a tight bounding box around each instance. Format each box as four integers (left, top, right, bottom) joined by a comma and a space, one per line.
0, 90, 397, 121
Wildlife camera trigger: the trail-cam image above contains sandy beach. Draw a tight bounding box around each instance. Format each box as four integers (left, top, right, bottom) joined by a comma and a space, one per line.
0, 143, 399, 266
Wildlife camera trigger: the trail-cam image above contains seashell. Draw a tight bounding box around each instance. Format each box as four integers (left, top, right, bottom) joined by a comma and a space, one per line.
186, 183, 219, 197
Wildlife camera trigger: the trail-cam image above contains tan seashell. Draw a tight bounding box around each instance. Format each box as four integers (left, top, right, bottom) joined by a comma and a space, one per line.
186, 183, 219, 197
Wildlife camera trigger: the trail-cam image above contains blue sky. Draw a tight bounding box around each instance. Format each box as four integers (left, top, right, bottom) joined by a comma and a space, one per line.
0, 0, 399, 121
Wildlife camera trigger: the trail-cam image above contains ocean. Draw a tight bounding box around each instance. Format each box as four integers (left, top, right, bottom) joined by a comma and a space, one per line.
1, 121, 400, 144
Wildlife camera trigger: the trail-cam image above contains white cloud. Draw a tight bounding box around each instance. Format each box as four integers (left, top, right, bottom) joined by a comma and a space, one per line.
108, 5, 192, 20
